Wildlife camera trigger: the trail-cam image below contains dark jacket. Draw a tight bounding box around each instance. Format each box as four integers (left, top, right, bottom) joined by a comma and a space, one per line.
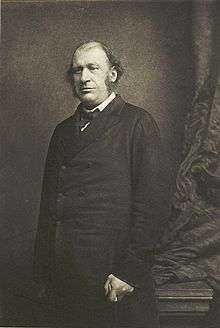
34, 95, 166, 327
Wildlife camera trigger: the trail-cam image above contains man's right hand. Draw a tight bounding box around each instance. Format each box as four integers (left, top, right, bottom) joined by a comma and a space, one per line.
104, 274, 134, 302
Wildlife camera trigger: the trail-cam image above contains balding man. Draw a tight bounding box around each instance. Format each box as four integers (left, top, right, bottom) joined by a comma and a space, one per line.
34, 41, 165, 328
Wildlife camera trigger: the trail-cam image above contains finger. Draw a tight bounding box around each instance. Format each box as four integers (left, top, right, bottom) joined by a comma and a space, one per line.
104, 286, 108, 296
115, 286, 133, 300
117, 285, 130, 296
121, 285, 134, 293
108, 289, 118, 302
122, 285, 129, 292
107, 283, 112, 296
117, 291, 131, 302
104, 279, 111, 296
116, 288, 133, 302
104, 279, 109, 293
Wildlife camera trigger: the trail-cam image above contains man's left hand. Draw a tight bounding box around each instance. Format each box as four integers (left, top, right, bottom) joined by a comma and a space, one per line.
104, 274, 134, 302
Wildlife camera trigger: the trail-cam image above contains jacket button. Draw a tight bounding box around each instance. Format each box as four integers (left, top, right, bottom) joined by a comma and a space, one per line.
55, 220, 61, 226
61, 165, 66, 170
57, 192, 64, 202
78, 190, 86, 197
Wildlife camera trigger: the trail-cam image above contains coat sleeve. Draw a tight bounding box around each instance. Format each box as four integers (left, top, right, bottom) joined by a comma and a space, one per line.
114, 112, 168, 288
33, 126, 62, 285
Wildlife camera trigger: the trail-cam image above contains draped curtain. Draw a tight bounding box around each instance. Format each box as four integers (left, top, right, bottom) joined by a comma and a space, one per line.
153, 0, 220, 291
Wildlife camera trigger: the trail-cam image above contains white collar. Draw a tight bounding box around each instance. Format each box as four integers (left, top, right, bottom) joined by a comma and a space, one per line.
85, 92, 116, 113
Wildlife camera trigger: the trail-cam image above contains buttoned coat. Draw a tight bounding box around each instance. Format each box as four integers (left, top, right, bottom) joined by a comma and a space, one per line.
34, 95, 166, 327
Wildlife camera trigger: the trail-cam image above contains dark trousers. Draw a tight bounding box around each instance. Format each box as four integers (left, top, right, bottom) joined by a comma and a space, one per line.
51, 287, 159, 328
53, 293, 116, 328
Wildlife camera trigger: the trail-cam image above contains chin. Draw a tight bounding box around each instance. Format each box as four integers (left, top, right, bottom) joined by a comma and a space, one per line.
80, 94, 98, 107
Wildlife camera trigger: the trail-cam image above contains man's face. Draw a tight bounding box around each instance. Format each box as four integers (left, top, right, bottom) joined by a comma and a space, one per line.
72, 46, 117, 109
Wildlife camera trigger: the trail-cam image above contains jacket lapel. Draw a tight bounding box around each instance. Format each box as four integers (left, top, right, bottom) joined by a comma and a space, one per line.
62, 95, 126, 161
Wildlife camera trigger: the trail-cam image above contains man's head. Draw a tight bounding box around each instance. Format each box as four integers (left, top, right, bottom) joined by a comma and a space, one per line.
67, 41, 123, 109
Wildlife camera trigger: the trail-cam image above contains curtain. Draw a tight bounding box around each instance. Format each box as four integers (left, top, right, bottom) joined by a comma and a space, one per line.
153, 0, 220, 291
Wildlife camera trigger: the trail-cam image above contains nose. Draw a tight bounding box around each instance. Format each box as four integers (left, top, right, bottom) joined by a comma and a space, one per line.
81, 67, 90, 83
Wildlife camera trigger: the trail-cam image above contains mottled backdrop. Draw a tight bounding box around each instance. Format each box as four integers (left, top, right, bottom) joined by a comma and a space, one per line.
1, 0, 193, 324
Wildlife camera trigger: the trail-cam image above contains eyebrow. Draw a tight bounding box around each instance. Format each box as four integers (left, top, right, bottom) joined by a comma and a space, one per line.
72, 62, 100, 68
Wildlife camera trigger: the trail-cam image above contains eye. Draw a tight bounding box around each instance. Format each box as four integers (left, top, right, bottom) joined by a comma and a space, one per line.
72, 67, 82, 74
88, 64, 99, 71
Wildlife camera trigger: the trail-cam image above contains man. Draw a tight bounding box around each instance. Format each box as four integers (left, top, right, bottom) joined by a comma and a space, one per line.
34, 41, 166, 327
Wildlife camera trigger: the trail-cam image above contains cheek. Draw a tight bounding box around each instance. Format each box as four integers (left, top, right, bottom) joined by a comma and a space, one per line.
96, 75, 109, 88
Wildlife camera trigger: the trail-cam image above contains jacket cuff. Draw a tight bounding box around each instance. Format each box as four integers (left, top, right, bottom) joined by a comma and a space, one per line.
113, 255, 154, 288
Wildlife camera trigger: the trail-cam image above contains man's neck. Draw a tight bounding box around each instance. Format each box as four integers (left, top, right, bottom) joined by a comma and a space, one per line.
84, 92, 116, 112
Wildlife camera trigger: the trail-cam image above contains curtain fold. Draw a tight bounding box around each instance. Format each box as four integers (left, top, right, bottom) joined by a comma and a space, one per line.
153, 0, 220, 291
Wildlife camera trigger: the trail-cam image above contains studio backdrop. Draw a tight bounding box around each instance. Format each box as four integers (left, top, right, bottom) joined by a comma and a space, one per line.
2, 0, 217, 325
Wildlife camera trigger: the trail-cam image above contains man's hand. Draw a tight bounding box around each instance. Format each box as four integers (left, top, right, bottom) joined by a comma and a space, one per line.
104, 274, 134, 302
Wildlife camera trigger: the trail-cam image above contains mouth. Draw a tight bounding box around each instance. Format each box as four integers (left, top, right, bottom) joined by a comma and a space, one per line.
80, 88, 95, 93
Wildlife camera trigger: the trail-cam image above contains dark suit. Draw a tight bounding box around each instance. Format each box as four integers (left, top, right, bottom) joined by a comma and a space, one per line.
34, 95, 166, 327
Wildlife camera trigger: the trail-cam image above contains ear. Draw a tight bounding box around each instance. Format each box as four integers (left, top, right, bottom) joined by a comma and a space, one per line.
109, 66, 117, 83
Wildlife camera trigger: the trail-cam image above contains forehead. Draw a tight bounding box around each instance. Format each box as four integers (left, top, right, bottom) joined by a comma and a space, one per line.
72, 46, 109, 67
